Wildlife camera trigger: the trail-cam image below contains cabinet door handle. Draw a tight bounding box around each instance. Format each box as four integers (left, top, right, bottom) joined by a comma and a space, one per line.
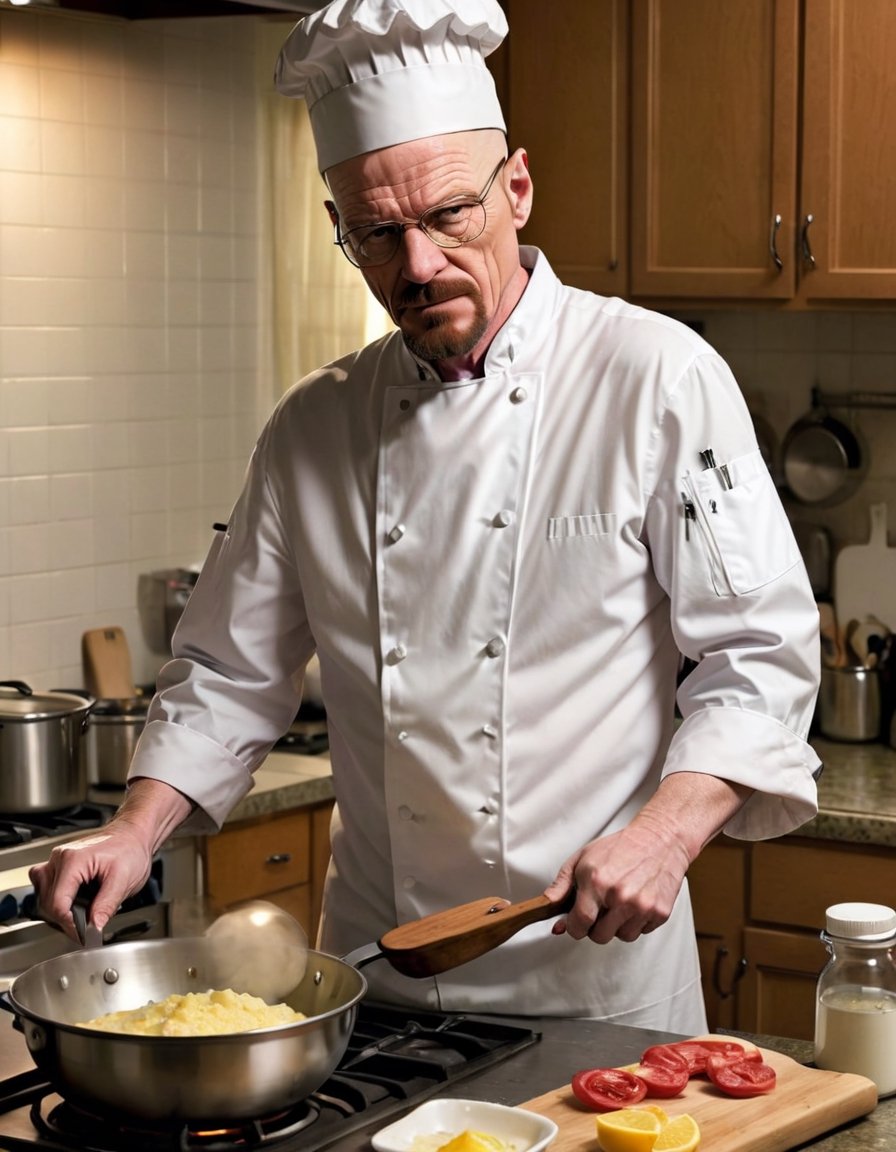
712, 945, 748, 999
769, 213, 784, 271
266, 853, 292, 864
800, 213, 816, 268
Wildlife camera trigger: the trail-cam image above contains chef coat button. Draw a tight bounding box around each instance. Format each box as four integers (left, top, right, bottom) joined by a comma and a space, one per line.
485, 637, 505, 659
402, 876, 416, 890
397, 730, 409, 742
398, 805, 413, 820
400, 398, 411, 410
481, 724, 498, 739
388, 523, 406, 543
509, 387, 527, 404
493, 509, 514, 528
389, 644, 408, 663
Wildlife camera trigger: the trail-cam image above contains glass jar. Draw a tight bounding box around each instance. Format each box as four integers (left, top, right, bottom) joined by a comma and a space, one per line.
814, 901, 896, 1095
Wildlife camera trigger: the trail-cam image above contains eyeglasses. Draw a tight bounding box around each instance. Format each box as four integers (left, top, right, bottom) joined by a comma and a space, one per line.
333, 157, 507, 269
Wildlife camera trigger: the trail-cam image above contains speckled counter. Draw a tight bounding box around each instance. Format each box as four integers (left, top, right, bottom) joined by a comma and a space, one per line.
223, 750, 334, 823
797, 737, 896, 847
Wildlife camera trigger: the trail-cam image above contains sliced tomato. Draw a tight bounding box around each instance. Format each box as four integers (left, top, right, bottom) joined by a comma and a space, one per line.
705, 1054, 777, 1097
571, 1067, 648, 1111
633, 1061, 689, 1098
666, 1039, 752, 1075
640, 1044, 690, 1073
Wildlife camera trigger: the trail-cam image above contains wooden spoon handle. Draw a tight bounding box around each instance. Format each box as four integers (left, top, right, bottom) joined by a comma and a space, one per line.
379, 891, 574, 979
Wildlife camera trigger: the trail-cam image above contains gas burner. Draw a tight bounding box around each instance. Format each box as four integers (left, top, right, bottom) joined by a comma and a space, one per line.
34, 1097, 321, 1151
0, 804, 114, 848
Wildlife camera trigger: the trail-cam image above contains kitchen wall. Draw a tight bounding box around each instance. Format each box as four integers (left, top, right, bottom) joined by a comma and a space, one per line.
0, 8, 278, 689
683, 309, 896, 564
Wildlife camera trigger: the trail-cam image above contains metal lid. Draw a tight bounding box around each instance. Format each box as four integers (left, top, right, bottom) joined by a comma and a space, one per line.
825, 901, 896, 940
0, 682, 92, 721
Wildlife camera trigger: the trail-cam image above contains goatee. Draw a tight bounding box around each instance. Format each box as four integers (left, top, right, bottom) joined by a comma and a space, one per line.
397, 281, 490, 362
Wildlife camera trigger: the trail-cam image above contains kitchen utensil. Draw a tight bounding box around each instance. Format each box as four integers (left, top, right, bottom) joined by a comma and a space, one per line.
516, 1036, 877, 1152
834, 503, 896, 635
781, 399, 867, 506
818, 602, 846, 669
818, 666, 881, 742
0, 682, 92, 814
3, 938, 366, 1123
345, 892, 575, 979
791, 520, 832, 598
82, 697, 147, 787
204, 899, 309, 1003
81, 626, 138, 703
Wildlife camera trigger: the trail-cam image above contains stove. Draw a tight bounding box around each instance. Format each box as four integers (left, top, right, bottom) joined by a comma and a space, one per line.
0, 1002, 539, 1152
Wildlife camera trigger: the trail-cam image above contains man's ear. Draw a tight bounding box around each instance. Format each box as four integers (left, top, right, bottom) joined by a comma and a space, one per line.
324, 199, 339, 227
505, 148, 533, 232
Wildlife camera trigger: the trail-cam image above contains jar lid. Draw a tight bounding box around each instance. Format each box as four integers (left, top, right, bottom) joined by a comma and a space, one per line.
826, 902, 896, 940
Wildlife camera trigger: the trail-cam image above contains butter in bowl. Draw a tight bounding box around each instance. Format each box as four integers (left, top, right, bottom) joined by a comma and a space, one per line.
371, 1099, 558, 1152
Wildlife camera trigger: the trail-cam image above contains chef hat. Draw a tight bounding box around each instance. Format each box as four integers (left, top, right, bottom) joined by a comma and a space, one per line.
274, 0, 508, 173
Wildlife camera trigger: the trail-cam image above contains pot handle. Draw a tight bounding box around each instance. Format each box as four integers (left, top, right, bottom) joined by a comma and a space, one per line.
0, 680, 33, 697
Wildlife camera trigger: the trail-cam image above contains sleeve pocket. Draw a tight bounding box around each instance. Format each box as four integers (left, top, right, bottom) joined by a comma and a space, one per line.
687, 449, 800, 595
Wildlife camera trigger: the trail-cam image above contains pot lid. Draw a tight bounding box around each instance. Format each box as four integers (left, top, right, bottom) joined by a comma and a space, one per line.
0, 681, 92, 721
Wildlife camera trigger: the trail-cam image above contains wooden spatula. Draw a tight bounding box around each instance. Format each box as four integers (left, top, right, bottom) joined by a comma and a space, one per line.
82, 626, 137, 702
377, 892, 575, 978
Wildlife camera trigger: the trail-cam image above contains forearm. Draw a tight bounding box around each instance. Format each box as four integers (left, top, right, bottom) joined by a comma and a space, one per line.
631, 770, 752, 867
115, 777, 195, 855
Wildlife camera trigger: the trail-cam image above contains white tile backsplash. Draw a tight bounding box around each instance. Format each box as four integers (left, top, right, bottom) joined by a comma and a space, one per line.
0, 8, 265, 690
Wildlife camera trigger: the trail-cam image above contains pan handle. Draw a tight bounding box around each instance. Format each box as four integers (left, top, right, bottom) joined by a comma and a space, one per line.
374, 891, 575, 980
341, 940, 387, 971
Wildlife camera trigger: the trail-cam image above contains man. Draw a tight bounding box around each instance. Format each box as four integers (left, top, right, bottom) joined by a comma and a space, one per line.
32, 0, 821, 1032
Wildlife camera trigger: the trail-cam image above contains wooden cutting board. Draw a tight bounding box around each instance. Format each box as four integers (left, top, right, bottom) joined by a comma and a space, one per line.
517, 1037, 878, 1152
81, 625, 137, 701
834, 502, 896, 635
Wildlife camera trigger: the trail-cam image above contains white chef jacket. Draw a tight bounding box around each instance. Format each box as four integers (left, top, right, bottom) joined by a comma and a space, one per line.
133, 247, 820, 1032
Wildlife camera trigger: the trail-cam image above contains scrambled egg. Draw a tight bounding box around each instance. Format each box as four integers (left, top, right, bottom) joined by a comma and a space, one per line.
77, 988, 306, 1036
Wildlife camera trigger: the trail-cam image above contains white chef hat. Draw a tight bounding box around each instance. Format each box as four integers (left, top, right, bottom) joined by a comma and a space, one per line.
274, 0, 508, 173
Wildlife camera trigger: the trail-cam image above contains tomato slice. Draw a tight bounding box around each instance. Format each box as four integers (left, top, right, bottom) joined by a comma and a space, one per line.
571, 1067, 649, 1111
705, 1055, 777, 1097
666, 1040, 751, 1075
633, 1061, 689, 1098
640, 1044, 690, 1073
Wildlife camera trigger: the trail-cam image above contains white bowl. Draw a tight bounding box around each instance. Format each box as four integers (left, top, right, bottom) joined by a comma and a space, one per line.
371, 1098, 559, 1152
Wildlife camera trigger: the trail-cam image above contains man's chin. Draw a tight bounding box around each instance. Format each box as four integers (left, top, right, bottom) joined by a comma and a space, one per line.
400, 309, 489, 363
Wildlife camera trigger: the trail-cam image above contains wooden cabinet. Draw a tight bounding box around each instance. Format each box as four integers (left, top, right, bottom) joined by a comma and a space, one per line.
631, 0, 896, 303
202, 802, 334, 943
690, 835, 896, 1040
631, 0, 799, 300
502, 0, 629, 297
502, 0, 896, 304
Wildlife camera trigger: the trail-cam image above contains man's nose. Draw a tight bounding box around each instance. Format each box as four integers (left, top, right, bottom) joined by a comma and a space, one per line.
398, 224, 448, 281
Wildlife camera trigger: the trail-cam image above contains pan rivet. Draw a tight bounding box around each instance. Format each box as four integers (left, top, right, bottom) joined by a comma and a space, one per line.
313, 970, 323, 986
187, 966, 198, 979
103, 968, 119, 985
58, 976, 69, 990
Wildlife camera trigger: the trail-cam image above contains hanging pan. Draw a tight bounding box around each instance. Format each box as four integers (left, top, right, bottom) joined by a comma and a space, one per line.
781, 394, 867, 507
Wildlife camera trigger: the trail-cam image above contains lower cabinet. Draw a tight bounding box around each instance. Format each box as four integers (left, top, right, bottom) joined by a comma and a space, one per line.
689, 835, 896, 1040
202, 801, 334, 943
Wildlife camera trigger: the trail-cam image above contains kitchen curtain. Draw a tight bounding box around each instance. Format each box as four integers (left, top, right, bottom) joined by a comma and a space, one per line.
257, 24, 392, 407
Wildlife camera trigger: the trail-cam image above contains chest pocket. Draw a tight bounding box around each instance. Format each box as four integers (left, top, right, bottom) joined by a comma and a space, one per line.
547, 512, 616, 540
685, 449, 799, 595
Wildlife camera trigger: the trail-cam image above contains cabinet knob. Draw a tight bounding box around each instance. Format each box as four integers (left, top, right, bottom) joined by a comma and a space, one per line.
266, 853, 292, 865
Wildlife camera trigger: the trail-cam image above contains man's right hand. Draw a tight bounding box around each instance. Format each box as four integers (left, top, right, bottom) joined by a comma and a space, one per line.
29, 777, 195, 941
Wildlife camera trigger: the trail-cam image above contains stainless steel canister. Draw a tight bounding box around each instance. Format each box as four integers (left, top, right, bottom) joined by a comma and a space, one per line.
819, 666, 881, 742
82, 699, 147, 787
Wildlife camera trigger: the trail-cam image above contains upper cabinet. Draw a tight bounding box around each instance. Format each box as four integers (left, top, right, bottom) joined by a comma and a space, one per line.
502, 0, 896, 305
631, 0, 799, 300
502, 0, 629, 298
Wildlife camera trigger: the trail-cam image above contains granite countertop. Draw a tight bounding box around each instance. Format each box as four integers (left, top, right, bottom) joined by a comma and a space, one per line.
234, 737, 896, 849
